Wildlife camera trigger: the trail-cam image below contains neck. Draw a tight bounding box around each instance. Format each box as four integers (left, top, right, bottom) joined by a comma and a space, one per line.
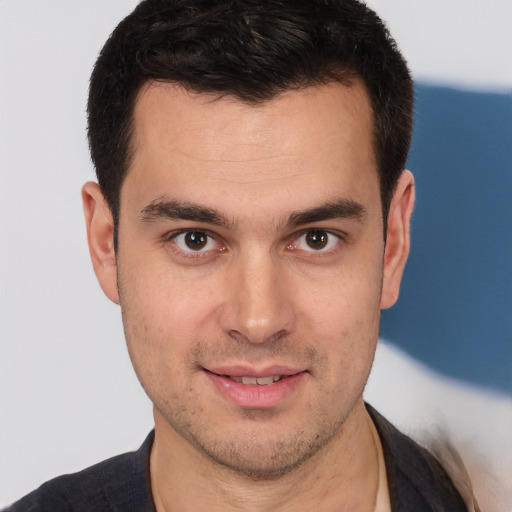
150, 400, 380, 512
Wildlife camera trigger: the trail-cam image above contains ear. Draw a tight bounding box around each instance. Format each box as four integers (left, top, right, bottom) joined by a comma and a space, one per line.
380, 170, 415, 310
82, 182, 120, 304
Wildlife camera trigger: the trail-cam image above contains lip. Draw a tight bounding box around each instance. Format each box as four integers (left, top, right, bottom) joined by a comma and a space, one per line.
206, 364, 305, 378
203, 365, 308, 409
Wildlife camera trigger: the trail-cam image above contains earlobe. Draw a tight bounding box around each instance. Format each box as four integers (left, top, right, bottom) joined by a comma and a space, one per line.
380, 170, 415, 310
82, 182, 120, 304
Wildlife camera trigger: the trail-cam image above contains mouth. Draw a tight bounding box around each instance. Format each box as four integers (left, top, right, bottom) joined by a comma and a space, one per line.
204, 366, 305, 384
223, 375, 285, 385
203, 367, 307, 408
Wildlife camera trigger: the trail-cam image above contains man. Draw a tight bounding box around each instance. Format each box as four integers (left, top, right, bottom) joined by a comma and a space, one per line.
6, 0, 475, 510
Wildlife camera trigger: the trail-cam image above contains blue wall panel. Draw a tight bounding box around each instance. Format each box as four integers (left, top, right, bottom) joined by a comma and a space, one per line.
380, 83, 512, 395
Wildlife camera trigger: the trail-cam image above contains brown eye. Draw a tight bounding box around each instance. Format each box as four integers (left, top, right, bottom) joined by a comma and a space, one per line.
173, 230, 217, 253
289, 229, 340, 253
184, 230, 208, 250
305, 230, 329, 250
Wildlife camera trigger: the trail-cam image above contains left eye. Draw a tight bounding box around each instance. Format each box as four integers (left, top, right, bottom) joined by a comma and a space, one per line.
173, 230, 218, 253
290, 230, 340, 252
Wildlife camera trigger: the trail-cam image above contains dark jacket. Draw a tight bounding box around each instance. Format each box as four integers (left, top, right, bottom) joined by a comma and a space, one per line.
4, 406, 468, 511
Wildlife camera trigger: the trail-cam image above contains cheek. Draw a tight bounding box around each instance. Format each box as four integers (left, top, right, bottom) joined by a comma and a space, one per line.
300, 254, 382, 326
118, 259, 221, 360
296, 251, 382, 364
118, 275, 200, 405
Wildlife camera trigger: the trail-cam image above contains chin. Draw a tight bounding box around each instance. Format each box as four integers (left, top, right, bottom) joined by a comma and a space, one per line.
184, 415, 346, 480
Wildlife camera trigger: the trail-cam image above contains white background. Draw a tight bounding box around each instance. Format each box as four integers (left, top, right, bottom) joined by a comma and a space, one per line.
1, 0, 511, 509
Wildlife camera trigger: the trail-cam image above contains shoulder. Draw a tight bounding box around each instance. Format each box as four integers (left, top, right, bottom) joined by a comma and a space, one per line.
367, 404, 470, 512
3, 432, 155, 512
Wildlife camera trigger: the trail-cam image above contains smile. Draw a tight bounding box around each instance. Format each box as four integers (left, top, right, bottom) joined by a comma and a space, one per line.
204, 368, 306, 409
227, 375, 284, 385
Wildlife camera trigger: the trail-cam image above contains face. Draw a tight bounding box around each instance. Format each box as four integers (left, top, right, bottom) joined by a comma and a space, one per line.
84, 81, 413, 477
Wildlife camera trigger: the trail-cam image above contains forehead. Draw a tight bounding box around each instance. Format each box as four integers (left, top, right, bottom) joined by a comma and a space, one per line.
125, 81, 378, 218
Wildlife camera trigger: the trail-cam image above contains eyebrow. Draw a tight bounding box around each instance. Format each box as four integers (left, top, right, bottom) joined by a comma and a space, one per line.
140, 197, 366, 228
140, 199, 232, 227
287, 199, 366, 226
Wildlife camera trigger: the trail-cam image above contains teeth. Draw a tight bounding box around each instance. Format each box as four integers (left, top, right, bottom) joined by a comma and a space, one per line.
255, 376, 274, 385
230, 375, 283, 385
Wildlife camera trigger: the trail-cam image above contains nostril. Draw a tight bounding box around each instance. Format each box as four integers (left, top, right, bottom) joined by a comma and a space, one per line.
227, 329, 289, 345
227, 330, 250, 344
267, 329, 289, 344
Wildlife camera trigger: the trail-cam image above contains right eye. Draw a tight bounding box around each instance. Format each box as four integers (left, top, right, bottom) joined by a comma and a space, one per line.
172, 230, 219, 253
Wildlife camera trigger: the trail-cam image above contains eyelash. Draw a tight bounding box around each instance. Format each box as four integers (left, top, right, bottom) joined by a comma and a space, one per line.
163, 228, 344, 259
288, 230, 342, 254
165, 229, 226, 259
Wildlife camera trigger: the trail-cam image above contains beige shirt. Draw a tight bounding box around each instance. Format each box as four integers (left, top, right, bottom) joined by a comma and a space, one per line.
372, 419, 392, 512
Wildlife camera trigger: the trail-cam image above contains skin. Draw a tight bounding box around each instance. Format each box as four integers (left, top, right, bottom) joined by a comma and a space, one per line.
83, 81, 414, 511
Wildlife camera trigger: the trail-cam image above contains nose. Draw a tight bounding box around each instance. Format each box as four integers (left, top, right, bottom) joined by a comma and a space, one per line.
219, 249, 296, 345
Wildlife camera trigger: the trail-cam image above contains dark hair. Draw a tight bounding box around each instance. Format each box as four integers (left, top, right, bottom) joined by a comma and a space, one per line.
88, 0, 413, 241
